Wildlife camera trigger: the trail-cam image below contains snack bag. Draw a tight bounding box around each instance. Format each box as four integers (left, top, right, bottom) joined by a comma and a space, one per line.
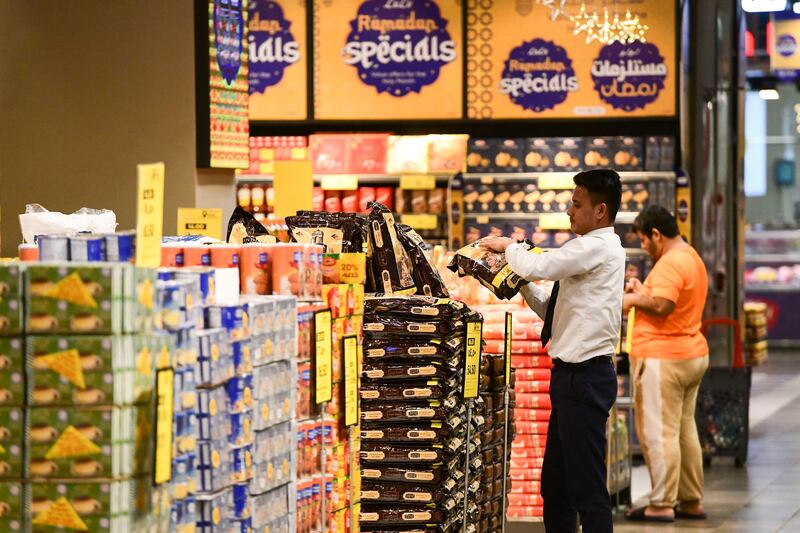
396, 224, 450, 298
286, 212, 365, 254
366, 202, 415, 295
226, 206, 276, 245
447, 238, 533, 300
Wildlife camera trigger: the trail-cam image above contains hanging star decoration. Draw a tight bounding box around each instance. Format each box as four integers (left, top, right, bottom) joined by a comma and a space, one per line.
539, 1, 649, 45
570, 4, 599, 44
536, 0, 569, 22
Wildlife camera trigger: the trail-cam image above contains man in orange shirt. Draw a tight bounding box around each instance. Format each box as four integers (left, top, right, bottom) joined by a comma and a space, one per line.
622, 206, 709, 523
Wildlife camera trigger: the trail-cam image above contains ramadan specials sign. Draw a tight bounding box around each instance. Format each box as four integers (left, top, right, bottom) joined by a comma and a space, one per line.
467, 0, 676, 119
313, 0, 463, 120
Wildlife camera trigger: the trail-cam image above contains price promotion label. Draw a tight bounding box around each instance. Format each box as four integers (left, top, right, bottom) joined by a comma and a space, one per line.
135, 162, 165, 268
314, 310, 333, 404
343, 335, 359, 427
504, 312, 513, 386
153, 368, 175, 485
463, 320, 483, 399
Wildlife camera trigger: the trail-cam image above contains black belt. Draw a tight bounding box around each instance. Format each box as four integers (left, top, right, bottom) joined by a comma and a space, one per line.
552, 356, 613, 370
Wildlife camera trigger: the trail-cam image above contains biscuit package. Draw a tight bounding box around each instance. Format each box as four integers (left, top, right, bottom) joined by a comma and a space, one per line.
396, 225, 450, 298
0, 337, 24, 407
287, 211, 366, 254
447, 239, 531, 300
0, 265, 23, 336
366, 202, 415, 295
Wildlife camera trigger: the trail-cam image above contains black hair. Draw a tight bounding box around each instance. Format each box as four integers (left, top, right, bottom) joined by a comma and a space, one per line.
572, 169, 622, 223
632, 206, 680, 238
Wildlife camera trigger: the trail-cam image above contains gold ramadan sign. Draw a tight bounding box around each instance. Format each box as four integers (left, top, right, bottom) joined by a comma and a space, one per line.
466, 0, 676, 119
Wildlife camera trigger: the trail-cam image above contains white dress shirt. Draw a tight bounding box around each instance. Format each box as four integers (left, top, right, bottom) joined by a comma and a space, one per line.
505, 227, 625, 363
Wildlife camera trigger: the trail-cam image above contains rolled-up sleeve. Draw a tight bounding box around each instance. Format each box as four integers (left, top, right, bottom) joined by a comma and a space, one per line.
505, 239, 608, 282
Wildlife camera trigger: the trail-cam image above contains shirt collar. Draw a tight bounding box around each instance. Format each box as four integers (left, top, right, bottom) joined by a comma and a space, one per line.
583, 226, 615, 237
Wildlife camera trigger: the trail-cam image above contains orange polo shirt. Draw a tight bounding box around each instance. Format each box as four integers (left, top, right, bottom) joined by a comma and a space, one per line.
630, 246, 709, 360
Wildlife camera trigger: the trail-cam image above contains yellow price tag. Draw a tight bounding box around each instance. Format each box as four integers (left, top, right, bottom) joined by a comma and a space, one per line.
400, 214, 439, 231
314, 310, 333, 404
154, 368, 175, 485
400, 175, 436, 190
504, 312, 513, 386
321, 174, 359, 191
135, 162, 165, 268
177, 208, 223, 239
476, 215, 490, 224
480, 176, 494, 185
539, 212, 571, 230
343, 335, 359, 427
538, 174, 574, 190
624, 307, 635, 355
463, 321, 482, 399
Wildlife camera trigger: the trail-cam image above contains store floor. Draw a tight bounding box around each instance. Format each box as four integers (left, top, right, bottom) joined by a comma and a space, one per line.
612, 348, 800, 532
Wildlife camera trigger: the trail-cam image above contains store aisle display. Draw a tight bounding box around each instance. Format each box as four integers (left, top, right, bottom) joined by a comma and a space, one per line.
744, 302, 768, 365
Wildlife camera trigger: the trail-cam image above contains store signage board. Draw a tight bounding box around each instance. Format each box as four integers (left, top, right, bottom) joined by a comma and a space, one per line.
538, 212, 571, 230
313, 0, 463, 119
320, 175, 359, 191
135, 163, 165, 268
274, 160, 313, 218
504, 312, 513, 386
196, 0, 250, 169
771, 15, 800, 75
314, 309, 333, 405
401, 214, 439, 231
400, 175, 437, 190
463, 320, 483, 399
153, 368, 175, 485
467, 0, 676, 119
177, 208, 223, 239
343, 335, 359, 427
248, 0, 308, 120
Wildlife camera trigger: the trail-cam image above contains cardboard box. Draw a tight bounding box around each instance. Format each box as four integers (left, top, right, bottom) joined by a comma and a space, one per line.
427, 134, 468, 173
0, 481, 24, 531
310, 134, 349, 173
26, 405, 151, 479
26, 335, 154, 407
644, 136, 660, 171
386, 136, 429, 174
551, 138, 583, 171
0, 265, 23, 336
349, 134, 389, 174
659, 136, 676, 171
123, 266, 158, 334
491, 139, 524, 173
583, 137, 614, 169
466, 138, 493, 173
0, 337, 24, 406
26, 263, 125, 335
523, 138, 555, 172
613, 137, 644, 170
0, 408, 24, 478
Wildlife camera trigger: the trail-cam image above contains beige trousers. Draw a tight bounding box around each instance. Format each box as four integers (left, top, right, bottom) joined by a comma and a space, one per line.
631, 355, 709, 508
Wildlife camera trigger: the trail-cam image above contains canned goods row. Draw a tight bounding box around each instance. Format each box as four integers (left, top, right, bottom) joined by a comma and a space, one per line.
30, 231, 136, 262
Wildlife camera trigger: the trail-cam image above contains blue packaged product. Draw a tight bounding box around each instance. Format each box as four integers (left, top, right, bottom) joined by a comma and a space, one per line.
231, 518, 252, 533
69, 234, 106, 261
198, 441, 232, 493
105, 230, 136, 262
231, 339, 253, 375
176, 267, 216, 307
232, 483, 250, 520
172, 452, 198, 499
226, 374, 254, 414
196, 329, 234, 387
196, 488, 231, 532
207, 305, 245, 339
229, 409, 253, 446
197, 386, 229, 443
157, 269, 176, 282
37, 234, 70, 261
231, 443, 254, 483
156, 281, 189, 331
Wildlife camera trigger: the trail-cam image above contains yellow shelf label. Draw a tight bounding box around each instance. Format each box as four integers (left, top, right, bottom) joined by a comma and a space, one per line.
624, 307, 636, 355
401, 214, 439, 231
480, 176, 494, 185
400, 174, 436, 190
538, 174, 574, 190
154, 368, 175, 485
476, 215, 490, 224
321, 174, 359, 191
177, 208, 223, 240
504, 312, 513, 386
315, 310, 333, 404
343, 335, 359, 427
135, 162, 165, 268
463, 320, 483, 399
539, 212, 571, 230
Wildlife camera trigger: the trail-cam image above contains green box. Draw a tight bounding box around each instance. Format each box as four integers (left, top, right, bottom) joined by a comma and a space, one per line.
26, 405, 152, 479
26, 336, 154, 407
123, 266, 158, 334
0, 481, 25, 531
0, 408, 24, 479
0, 337, 24, 407
25, 263, 125, 335
28, 477, 151, 533
0, 264, 23, 336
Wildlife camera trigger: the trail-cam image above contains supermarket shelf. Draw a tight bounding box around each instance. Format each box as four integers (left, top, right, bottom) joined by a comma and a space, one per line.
463, 171, 676, 181
745, 253, 800, 263
236, 173, 453, 184
745, 285, 800, 292
462, 211, 640, 222
508, 518, 544, 523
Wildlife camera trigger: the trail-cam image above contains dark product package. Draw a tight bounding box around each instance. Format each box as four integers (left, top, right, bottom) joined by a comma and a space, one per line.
361, 402, 449, 424
395, 225, 450, 298
360, 379, 459, 403
360, 465, 447, 485
365, 296, 465, 321
613, 136, 644, 170
583, 137, 614, 169
492, 139, 524, 173
367, 202, 416, 294
360, 481, 444, 504
360, 422, 456, 444
226, 206, 273, 244
359, 505, 447, 525
360, 442, 451, 464
363, 316, 466, 339
363, 336, 464, 361
362, 361, 459, 382
286, 211, 365, 253
466, 138, 493, 172
447, 238, 531, 300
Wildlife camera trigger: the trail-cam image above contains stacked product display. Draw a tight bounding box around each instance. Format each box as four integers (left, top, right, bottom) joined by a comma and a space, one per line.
0, 261, 163, 532
744, 302, 768, 365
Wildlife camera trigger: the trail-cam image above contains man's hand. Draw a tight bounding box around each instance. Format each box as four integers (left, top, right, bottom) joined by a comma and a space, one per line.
622, 293, 637, 314
480, 236, 515, 253
625, 278, 643, 294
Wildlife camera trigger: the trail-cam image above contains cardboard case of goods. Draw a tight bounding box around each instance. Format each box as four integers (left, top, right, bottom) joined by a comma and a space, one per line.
0, 265, 23, 335
0, 408, 24, 478
0, 337, 24, 407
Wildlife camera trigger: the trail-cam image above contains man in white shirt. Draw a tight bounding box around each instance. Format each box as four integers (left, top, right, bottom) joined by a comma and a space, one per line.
482, 169, 625, 533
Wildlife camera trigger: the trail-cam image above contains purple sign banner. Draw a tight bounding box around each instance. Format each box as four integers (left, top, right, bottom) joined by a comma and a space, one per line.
591, 42, 667, 112
248, 0, 300, 94
342, 0, 457, 97
499, 39, 579, 112
214, 0, 246, 86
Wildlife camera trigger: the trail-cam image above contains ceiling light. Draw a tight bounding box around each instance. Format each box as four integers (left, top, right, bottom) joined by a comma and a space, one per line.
794, 1, 800, 13
759, 88, 780, 100
741, 0, 787, 13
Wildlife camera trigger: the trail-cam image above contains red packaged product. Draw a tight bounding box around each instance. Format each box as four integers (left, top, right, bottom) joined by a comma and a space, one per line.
210, 244, 240, 268
516, 380, 550, 394
375, 187, 394, 211
310, 134, 348, 173
161, 245, 184, 268
516, 393, 552, 409
349, 133, 389, 174
240, 243, 271, 295
515, 408, 551, 422
515, 368, 551, 381
482, 322, 543, 341
313, 187, 325, 211
509, 480, 541, 494
325, 191, 342, 213
511, 356, 553, 369
510, 453, 547, 467
509, 466, 543, 480
515, 420, 549, 435
342, 190, 359, 212
507, 506, 544, 518
358, 187, 376, 213
270, 243, 304, 296
508, 494, 544, 507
